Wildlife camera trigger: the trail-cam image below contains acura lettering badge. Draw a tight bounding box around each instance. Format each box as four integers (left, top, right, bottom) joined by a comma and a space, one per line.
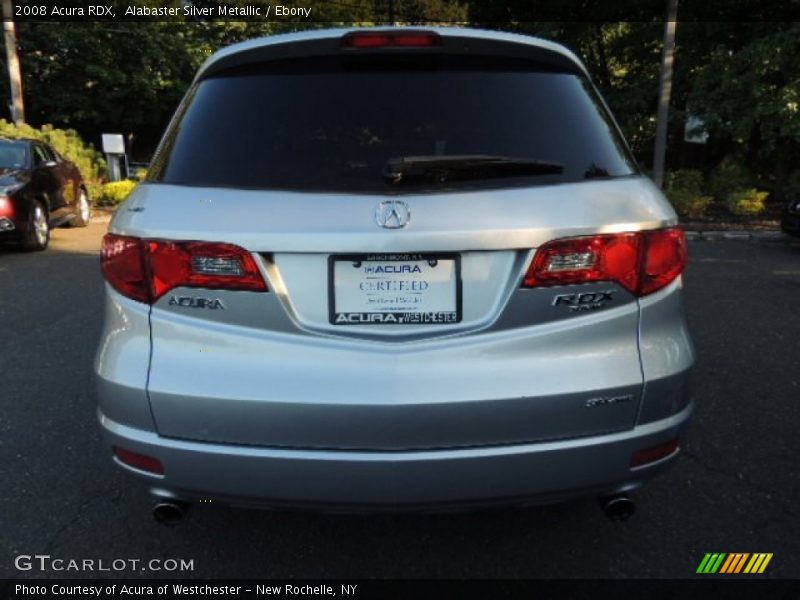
375, 201, 411, 229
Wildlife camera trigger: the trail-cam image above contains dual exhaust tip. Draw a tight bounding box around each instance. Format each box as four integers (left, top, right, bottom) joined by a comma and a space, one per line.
152, 495, 636, 524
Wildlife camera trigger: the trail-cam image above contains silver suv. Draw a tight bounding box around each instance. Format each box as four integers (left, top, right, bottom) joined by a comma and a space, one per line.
96, 28, 693, 521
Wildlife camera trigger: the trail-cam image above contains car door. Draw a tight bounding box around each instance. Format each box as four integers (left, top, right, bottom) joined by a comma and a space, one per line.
51, 147, 81, 212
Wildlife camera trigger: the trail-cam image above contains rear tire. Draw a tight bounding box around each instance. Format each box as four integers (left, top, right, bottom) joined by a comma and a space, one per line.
21, 200, 49, 251
70, 189, 91, 227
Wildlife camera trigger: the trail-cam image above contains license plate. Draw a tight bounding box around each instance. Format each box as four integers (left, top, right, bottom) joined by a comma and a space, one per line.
329, 254, 461, 325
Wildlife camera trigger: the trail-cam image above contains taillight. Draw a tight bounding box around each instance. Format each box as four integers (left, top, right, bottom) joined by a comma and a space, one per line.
523, 233, 641, 292
342, 31, 441, 49
147, 240, 267, 299
522, 227, 687, 297
101, 235, 150, 302
0, 195, 12, 218
639, 228, 688, 295
101, 234, 268, 303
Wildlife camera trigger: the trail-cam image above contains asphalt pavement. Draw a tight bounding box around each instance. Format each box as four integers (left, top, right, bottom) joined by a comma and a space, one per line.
1, 222, 798, 579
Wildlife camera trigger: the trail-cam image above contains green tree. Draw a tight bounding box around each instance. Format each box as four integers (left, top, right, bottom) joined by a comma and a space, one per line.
687, 23, 800, 200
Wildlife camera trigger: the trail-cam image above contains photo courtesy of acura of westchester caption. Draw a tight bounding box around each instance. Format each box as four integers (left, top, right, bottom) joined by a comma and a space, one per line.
95, 27, 693, 523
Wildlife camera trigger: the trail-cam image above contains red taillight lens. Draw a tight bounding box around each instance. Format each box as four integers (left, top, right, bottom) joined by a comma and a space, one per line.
101, 234, 150, 302
0, 195, 12, 218
113, 446, 164, 475
101, 234, 268, 303
522, 227, 687, 297
147, 240, 267, 300
522, 233, 640, 292
630, 439, 680, 468
640, 228, 688, 296
342, 31, 441, 49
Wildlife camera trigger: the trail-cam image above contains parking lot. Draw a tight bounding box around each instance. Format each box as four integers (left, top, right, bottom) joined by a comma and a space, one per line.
2, 222, 798, 579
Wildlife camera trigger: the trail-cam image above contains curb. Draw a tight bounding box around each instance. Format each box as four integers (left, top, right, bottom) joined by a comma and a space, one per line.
685, 230, 792, 242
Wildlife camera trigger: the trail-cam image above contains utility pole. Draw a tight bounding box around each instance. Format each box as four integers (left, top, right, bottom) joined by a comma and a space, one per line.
388, 0, 395, 25
652, 0, 678, 189
2, 0, 25, 125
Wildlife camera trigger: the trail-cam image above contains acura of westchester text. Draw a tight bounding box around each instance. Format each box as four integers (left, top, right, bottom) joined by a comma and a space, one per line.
14, 584, 352, 597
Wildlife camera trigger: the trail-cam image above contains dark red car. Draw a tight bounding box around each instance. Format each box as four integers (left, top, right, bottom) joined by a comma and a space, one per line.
0, 138, 90, 251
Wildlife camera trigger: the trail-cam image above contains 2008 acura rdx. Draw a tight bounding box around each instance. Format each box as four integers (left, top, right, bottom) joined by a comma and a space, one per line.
96, 28, 694, 521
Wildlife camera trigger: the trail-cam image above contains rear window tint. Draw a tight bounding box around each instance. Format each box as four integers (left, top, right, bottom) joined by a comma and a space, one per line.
149, 55, 637, 193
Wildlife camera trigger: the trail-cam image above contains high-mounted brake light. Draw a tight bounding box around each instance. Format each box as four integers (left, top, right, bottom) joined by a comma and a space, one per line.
342, 31, 441, 49
101, 234, 268, 303
522, 227, 687, 297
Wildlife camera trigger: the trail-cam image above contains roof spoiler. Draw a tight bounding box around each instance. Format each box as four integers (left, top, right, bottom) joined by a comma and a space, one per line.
196, 28, 589, 81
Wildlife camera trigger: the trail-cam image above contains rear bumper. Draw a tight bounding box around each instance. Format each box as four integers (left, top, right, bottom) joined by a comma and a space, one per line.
100, 401, 692, 510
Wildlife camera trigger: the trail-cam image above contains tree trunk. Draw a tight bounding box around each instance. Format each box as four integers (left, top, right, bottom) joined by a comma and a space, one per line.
653, 0, 679, 188
2, 0, 25, 125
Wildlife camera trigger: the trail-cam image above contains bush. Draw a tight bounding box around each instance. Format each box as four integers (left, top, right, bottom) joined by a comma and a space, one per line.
665, 169, 714, 218
725, 188, 769, 216
0, 119, 105, 182
709, 160, 752, 202
93, 180, 137, 205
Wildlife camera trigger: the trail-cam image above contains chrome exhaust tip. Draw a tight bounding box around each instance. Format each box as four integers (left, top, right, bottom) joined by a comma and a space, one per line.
599, 494, 636, 521
153, 500, 189, 525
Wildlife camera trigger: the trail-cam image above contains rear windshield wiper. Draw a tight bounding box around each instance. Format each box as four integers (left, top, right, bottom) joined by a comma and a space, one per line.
382, 155, 564, 185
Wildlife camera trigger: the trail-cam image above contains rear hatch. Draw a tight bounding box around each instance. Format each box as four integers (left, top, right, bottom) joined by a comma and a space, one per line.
123, 30, 673, 450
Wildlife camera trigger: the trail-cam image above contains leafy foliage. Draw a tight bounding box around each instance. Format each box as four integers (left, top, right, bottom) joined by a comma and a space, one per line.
664, 169, 713, 217
93, 180, 137, 205
725, 188, 769, 216
708, 160, 752, 203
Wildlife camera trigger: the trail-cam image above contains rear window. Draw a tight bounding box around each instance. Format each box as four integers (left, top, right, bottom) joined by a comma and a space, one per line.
0, 140, 29, 170
149, 55, 637, 193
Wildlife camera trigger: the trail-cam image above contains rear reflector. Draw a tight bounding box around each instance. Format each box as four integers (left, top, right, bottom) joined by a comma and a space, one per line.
630, 439, 680, 468
113, 446, 164, 475
342, 31, 441, 49
101, 234, 268, 303
522, 227, 687, 296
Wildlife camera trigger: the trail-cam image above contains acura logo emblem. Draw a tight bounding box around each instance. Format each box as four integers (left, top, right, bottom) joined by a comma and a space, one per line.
375, 201, 411, 229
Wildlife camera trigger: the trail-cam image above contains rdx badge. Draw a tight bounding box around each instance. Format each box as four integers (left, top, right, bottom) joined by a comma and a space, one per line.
552, 290, 615, 312
168, 296, 225, 310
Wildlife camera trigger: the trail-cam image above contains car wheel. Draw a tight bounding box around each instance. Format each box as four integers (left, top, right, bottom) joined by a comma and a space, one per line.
70, 189, 91, 227
21, 200, 50, 251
